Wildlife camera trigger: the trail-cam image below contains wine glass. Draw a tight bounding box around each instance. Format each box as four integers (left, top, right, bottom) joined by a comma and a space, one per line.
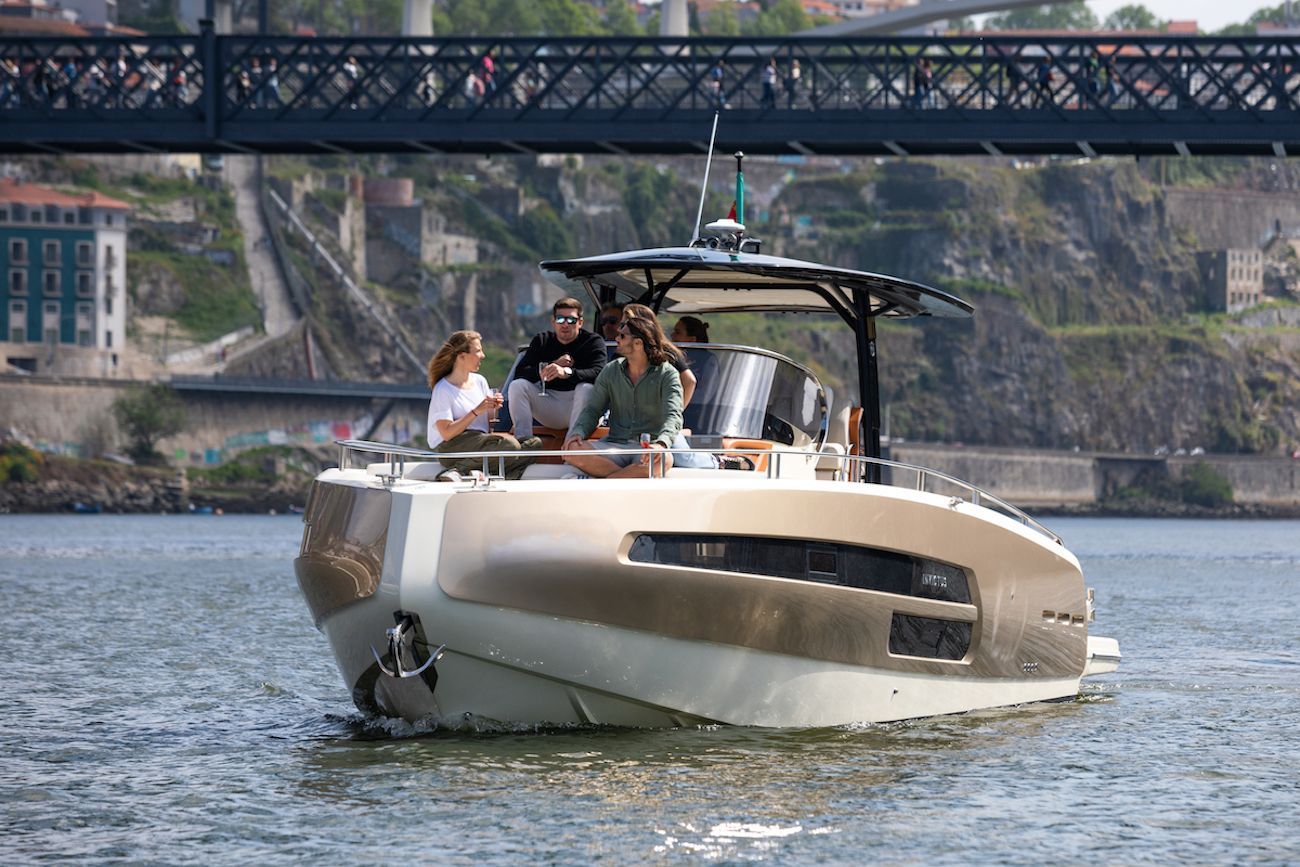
489, 389, 501, 424
539, 363, 547, 395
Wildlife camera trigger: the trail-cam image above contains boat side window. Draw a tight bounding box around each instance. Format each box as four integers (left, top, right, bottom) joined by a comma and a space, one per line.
628, 534, 970, 604
889, 615, 972, 661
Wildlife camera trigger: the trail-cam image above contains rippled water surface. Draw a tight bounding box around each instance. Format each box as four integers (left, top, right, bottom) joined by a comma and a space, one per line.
2, 515, 1298, 864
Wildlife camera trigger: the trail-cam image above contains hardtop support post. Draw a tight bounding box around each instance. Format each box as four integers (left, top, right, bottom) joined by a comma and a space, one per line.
852, 293, 881, 483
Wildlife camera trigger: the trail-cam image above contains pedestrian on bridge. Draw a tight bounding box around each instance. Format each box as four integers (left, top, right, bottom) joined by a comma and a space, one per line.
1034, 54, 1055, 108
264, 56, 281, 109
785, 58, 801, 109
911, 57, 933, 109
761, 57, 778, 109
0, 58, 18, 109
343, 55, 362, 109
480, 49, 497, 103
710, 58, 727, 110
249, 56, 264, 108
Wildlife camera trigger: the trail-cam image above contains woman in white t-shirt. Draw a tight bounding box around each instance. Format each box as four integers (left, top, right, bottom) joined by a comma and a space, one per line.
427, 330, 541, 479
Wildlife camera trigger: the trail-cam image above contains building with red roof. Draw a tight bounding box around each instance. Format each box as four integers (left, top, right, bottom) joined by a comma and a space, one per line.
1, 177, 131, 374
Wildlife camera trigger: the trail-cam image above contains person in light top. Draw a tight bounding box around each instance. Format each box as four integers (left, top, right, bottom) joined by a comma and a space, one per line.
426, 330, 540, 479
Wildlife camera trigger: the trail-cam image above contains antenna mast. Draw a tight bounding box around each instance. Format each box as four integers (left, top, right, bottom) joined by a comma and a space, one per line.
691, 112, 722, 245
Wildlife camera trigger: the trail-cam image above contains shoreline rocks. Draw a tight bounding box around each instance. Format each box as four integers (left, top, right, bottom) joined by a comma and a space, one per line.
0, 455, 309, 515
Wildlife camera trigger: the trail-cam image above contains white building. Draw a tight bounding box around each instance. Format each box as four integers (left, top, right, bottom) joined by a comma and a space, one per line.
825, 0, 917, 19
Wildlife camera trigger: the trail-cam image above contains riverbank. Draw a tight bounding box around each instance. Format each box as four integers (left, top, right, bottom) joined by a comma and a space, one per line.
1036, 499, 1300, 520
3, 451, 1300, 518
0, 451, 313, 515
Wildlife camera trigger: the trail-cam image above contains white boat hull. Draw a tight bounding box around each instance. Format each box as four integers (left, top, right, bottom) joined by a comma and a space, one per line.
297, 468, 1117, 728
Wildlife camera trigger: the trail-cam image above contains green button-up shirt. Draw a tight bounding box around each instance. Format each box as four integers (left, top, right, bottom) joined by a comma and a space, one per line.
572, 357, 683, 448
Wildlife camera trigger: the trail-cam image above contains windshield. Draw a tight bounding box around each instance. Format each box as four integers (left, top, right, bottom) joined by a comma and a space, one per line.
682, 346, 825, 447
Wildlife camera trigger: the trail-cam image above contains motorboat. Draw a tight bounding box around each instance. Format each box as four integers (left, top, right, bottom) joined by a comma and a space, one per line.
293, 171, 1121, 728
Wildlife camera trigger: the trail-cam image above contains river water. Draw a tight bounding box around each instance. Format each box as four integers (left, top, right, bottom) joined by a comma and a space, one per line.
1, 515, 1297, 864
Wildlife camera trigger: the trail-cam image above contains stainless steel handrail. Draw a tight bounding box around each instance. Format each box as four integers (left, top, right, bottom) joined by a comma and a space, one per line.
333, 438, 1061, 544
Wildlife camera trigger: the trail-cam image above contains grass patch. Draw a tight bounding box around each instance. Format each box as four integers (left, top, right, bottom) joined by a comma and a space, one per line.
129, 250, 260, 341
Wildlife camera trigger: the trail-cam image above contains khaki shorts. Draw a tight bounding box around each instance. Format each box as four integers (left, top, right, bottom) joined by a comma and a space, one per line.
589, 438, 647, 468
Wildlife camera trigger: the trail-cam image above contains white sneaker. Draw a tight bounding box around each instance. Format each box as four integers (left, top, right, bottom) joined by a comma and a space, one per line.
437, 469, 463, 482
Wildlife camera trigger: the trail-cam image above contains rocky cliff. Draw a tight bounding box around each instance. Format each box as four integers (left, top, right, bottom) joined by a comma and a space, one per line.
770, 158, 1300, 454
264, 153, 1300, 455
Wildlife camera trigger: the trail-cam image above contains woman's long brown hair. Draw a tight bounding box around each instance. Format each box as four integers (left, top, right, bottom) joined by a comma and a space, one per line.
426, 330, 482, 389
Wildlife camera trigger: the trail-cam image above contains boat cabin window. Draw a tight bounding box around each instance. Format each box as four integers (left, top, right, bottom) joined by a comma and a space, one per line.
628, 534, 971, 605
681, 346, 824, 447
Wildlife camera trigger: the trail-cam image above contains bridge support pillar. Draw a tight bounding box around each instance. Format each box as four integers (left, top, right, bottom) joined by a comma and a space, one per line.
403, 0, 433, 37
202, 0, 233, 33
660, 0, 688, 37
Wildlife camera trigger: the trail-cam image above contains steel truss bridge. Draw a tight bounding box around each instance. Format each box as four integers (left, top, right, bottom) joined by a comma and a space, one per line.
4, 28, 1300, 156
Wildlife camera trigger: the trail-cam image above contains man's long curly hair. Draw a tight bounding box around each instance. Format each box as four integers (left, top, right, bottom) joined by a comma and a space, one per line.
623, 303, 682, 365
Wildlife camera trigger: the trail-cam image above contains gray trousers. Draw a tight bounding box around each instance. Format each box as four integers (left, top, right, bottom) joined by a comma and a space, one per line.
507, 379, 594, 439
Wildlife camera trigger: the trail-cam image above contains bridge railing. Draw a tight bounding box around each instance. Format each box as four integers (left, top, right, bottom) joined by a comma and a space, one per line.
3, 31, 1300, 151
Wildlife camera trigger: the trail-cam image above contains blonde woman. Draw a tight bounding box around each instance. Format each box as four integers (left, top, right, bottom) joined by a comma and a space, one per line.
426, 330, 540, 479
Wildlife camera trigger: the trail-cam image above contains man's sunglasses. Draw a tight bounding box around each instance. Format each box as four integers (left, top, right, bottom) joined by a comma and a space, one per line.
554, 315, 581, 325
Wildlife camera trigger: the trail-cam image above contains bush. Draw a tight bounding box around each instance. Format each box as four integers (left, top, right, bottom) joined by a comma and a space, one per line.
518, 203, 573, 258
1180, 461, 1233, 508
112, 384, 187, 465
0, 441, 43, 483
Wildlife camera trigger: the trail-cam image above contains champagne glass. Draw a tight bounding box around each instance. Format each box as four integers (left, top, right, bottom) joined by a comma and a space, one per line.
640, 432, 652, 475
489, 389, 501, 424
539, 363, 547, 395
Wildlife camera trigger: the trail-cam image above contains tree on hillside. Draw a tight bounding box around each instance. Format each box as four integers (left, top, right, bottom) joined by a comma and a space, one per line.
277, 0, 401, 36
118, 0, 184, 33
1102, 4, 1161, 31
112, 384, 187, 465
432, 0, 601, 36
986, 2, 1098, 30
1215, 3, 1297, 34
744, 0, 813, 36
702, 3, 742, 36
602, 0, 642, 36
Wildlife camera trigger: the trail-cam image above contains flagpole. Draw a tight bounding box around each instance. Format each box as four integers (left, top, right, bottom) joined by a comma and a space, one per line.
734, 151, 745, 226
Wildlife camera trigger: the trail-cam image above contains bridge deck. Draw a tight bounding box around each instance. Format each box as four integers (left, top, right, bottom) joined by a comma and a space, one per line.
3, 32, 1300, 156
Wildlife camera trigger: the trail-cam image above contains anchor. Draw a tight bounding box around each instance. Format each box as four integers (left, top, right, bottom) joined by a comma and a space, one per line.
371, 612, 445, 679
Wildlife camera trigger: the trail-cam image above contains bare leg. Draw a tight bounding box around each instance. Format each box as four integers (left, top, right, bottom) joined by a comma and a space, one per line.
607, 451, 674, 479
563, 441, 623, 478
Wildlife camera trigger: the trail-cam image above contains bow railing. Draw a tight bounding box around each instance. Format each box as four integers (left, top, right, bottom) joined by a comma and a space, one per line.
334, 438, 1061, 544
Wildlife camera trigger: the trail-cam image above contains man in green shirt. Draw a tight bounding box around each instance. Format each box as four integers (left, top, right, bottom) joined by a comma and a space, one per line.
563, 315, 683, 478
